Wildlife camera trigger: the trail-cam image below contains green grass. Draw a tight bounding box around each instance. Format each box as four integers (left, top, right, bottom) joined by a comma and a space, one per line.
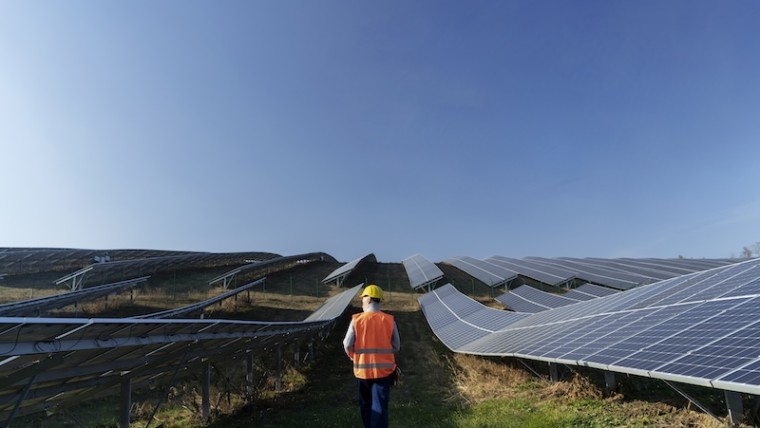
450, 398, 619, 428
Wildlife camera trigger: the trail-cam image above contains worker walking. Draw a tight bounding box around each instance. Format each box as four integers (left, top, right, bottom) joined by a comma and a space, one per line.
343, 284, 400, 428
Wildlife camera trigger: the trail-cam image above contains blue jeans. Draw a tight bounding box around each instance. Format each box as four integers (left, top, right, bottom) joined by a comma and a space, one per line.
357, 374, 394, 428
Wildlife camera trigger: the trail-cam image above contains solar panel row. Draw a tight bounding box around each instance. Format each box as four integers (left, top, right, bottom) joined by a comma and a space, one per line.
419, 259, 760, 398
402, 254, 443, 290
0, 248, 279, 276
495, 285, 579, 313
0, 276, 149, 317
570, 283, 620, 298
56, 252, 335, 290
441, 256, 518, 288
493, 292, 549, 313
0, 283, 362, 422
443, 256, 742, 292
321, 254, 376, 286
133, 277, 266, 319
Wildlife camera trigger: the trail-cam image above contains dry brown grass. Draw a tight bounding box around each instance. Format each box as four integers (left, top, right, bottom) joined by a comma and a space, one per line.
448, 354, 735, 427
614, 401, 728, 428
0, 285, 60, 304
450, 354, 534, 404
538, 372, 603, 401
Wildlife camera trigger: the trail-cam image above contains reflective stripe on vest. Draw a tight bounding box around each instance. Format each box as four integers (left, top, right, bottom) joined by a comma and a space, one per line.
352, 311, 396, 379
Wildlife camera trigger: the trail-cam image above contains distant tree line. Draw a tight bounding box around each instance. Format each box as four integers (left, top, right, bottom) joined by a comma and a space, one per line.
733, 241, 760, 258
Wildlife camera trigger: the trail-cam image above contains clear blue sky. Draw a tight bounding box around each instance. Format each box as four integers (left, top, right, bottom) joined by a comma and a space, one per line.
2, 1, 759, 263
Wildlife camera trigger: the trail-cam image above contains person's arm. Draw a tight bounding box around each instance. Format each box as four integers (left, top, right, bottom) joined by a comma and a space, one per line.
343, 320, 356, 359
391, 322, 400, 353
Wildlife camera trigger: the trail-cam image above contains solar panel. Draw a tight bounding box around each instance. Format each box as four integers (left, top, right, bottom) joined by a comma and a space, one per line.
442, 256, 518, 288
418, 258, 760, 398
133, 278, 266, 319
418, 284, 531, 351
495, 285, 579, 313
572, 283, 620, 298
321, 254, 376, 286
54, 252, 318, 290
0, 248, 277, 277
304, 283, 363, 321
207, 252, 336, 290
0, 276, 149, 317
454, 256, 744, 293
402, 254, 443, 290
583, 257, 693, 278
494, 292, 548, 313
0, 283, 359, 422
513, 285, 580, 306
527, 257, 645, 290
486, 257, 574, 286
561, 288, 598, 301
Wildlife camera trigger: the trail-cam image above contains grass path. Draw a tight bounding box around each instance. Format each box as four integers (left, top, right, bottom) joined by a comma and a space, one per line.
206, 290, 463, 427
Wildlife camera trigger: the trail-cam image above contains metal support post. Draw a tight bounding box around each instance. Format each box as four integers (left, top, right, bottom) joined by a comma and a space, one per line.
604, 371, 617, 391
663, 380, 722, 424
276, 343, 283, 391
246, 351, 255, 402
548, 363, 559, 382
202, 360, 211, 421
517, 359, 541, 378
120, 377, 132, 428
725, 390, 743, 426
145, 350, 190, 428
5, 374, 37, 428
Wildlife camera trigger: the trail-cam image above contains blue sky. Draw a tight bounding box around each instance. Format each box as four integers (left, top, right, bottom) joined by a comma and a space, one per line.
1, 1, 759, 263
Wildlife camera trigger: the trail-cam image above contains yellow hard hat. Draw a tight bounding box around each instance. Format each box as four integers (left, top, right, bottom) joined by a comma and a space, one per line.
361, 284, 384, 300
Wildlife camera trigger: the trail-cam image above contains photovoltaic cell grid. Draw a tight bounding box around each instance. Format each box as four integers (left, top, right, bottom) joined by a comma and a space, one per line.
441, 256, 517, 288
0, 248, 208, 275
580, 257, 736, 280
402, 254, 444, 290
54, 251, 311, 289
575, 283, 619, 297
528, 257, 741, 290
524, 257, 644, 290
305, 284, 364, 321
322, 256, 362, 284
579, 257, 693, 279
0, 276, 149, 317
560, 289, 596, 301
419, 284, 530, 349
486, 256, 573, 286
419, 259, 760, 396
495, 285, 579, 313
321, 254, 376, 285
220, 252, 336, 279
494, 293, 548, 313
561, 283, 620, 301
0, 284, 362, 420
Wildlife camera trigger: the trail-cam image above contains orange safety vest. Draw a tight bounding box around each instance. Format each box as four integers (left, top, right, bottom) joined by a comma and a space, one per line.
350, 311, 397, 379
